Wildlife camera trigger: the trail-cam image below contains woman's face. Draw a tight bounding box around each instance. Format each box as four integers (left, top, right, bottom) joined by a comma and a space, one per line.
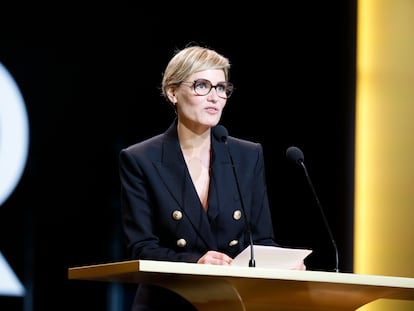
170, 69, 228, 132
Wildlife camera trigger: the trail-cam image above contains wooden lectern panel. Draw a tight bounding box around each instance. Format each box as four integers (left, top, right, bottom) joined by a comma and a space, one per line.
68, 260, 414, 311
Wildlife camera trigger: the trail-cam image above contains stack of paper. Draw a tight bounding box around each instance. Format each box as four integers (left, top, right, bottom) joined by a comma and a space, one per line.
233, 245, 312, 269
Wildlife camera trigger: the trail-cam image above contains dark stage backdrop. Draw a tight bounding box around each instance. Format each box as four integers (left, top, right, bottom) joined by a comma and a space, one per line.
0, 3, 356, 310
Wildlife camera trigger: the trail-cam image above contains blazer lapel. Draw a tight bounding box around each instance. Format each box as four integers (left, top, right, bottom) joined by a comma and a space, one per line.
153, 122, 217, 249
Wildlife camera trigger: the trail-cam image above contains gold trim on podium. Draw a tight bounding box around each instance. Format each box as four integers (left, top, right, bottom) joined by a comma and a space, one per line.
68, 260, 414, 311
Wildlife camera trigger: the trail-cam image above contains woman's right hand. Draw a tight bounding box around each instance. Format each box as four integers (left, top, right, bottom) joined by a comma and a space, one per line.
197, 250, 233, 265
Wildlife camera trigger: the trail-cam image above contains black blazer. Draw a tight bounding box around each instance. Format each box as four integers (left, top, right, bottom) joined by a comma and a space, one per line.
119, 119, 277, 263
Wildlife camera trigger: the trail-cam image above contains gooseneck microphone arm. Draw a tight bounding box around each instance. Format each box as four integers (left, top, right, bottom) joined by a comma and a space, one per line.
213, 125, 256, 267
299, 159, 339, 273
286, 146, 339, 272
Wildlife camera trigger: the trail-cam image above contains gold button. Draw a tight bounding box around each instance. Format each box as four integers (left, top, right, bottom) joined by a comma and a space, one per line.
177, 238, 187, 247
233, 210, 242, 220
229, 240, 239, 247
172, 210, 183, 220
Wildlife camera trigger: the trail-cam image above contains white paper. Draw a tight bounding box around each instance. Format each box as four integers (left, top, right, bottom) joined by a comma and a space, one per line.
233, 245, 312, 269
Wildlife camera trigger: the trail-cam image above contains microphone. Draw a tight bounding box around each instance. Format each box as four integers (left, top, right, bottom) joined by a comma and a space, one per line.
213, 125, 256, 267
286, 146, 339, 272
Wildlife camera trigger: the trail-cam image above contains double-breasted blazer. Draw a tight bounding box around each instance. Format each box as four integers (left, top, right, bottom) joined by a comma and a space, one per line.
119, 118, 277, 263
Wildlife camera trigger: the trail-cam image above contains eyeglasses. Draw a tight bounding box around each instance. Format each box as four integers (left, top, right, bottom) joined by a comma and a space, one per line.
181, 79, 234, 99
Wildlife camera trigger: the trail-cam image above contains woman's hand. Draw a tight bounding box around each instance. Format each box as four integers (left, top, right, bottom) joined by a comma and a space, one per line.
291, 261, 306, 270
197, 250, 233, 265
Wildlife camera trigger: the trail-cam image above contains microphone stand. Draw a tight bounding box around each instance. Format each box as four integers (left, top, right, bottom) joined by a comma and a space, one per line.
213, 125, 255, 267
228, 151, 256, 268
299, 161, 339, 273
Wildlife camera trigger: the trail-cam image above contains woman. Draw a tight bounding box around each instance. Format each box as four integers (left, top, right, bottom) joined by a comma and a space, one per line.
119, 44, 303, 310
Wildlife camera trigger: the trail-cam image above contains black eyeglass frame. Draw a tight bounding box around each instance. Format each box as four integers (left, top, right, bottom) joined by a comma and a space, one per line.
181, 78, 234, 99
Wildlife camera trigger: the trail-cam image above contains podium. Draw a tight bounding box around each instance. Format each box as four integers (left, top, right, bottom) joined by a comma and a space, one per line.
68, 260, 414, 311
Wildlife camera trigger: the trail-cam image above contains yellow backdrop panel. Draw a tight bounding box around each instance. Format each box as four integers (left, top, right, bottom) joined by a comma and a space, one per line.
355, 0, 414, 310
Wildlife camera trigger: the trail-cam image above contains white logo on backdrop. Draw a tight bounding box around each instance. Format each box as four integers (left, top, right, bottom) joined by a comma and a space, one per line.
0, 62, 29, 296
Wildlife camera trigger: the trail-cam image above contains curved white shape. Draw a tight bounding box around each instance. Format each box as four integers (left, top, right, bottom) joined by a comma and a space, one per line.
0, 251, 25, 296
0, 62, 30, 206
0, 62, 28, 296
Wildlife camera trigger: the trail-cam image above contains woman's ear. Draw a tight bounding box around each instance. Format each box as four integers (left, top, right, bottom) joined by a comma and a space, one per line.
166, 87, 177, 105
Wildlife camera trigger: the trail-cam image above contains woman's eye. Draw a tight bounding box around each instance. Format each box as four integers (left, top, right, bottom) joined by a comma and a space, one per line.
196, 82, 208, 89
216, 84, 225, 92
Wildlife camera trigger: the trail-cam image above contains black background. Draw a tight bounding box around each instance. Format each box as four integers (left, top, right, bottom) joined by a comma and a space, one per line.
0, 2, 356, 310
